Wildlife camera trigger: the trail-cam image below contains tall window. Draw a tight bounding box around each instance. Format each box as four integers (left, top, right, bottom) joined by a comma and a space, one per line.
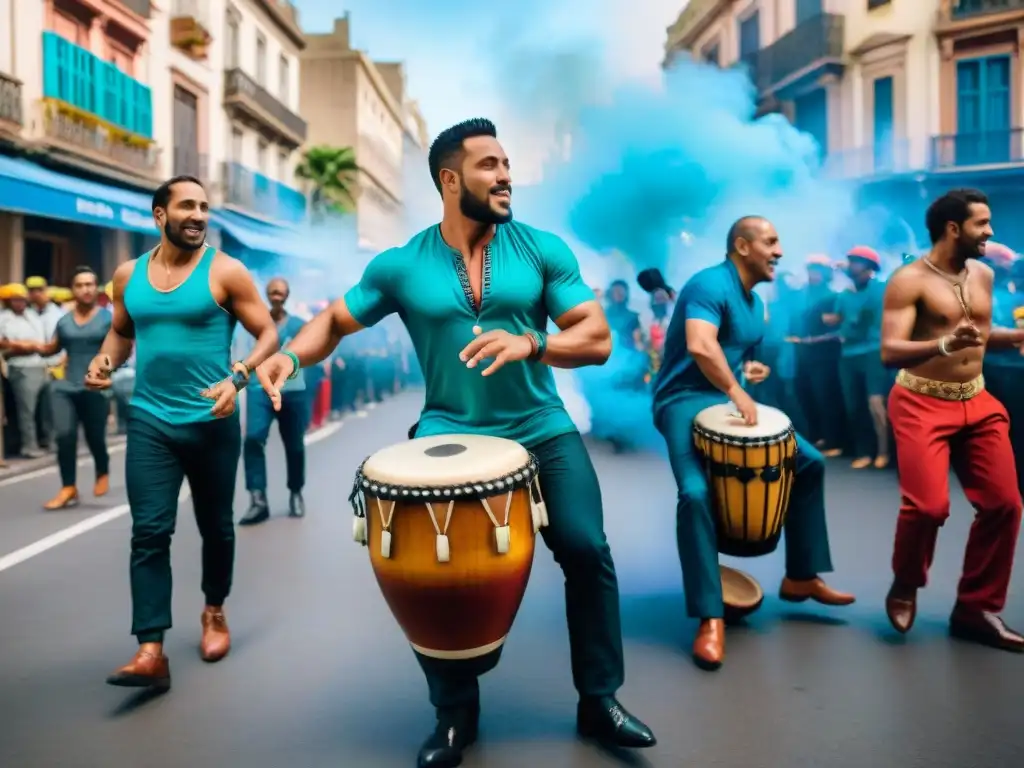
279, 55, 290, 103
795, 0, 822, 25
701, 43, 720, 66
231, 127, 243, 163
225, 9, 240, 69
256, 33, 267, 86
257, 139, 268, 173
278, 150, 289, 183
793, 87, 828, 163
956, 55, 1011, 165
872, 76, 894, 171
738, 11, 760, 62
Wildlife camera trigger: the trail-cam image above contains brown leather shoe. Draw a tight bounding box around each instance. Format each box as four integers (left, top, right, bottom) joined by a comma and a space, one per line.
106, 644, 170, 689
885, 584, 917, 633
779, 577, 856, 606
691, 618, 725, 671
43, 487, 78, 510
950, 605, 1024, 652
200, 606, 231, 662
94, 475, 109, 497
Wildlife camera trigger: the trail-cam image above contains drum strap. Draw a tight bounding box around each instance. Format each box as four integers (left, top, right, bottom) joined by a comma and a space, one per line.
425, 501, 456, 563
376, 498, 398, 558
480, 493, 514, 554
529, 476, 549, 530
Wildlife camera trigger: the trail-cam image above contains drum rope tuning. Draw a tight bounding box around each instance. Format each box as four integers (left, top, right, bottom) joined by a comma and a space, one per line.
348, 453, 549, 563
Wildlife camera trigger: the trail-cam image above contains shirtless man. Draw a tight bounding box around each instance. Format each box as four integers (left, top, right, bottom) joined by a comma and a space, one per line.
881, 188, 1024, 652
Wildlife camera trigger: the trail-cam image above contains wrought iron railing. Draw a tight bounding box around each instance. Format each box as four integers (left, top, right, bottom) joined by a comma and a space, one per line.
223, 67, 306, 142
0, 72, 23, 126
220, 161, 306, 223
748, 13, 844, 94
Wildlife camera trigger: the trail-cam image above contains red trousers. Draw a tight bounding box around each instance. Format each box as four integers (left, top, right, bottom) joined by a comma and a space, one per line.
889, 384, 1022, 612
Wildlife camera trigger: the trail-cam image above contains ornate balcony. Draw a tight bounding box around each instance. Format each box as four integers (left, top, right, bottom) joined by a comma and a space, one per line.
930, 128, 1024, 169
40, 32, 158, 179
223, 68, 306, 149
0, 71, 23, 135
221, 161, 306, 224
170, 0, 212, 61
747, 13, 845, 100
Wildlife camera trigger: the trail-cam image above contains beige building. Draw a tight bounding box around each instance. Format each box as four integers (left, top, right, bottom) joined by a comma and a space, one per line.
664, 0, 1024, 182
300, 15, 411, 252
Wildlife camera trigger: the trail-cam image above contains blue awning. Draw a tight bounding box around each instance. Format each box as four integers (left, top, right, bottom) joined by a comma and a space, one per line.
0, 154, 157, 233
209, 208, 309, 261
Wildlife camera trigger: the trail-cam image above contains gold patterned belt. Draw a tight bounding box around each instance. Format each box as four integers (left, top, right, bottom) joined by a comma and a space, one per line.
896, 369, 984, 401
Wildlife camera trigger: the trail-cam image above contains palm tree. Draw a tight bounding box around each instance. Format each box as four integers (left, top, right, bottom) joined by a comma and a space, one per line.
294, 145, 359, 218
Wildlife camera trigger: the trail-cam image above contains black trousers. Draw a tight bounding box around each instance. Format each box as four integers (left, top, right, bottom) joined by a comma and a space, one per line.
125, 407, 241, 643
415, 430, 626, 709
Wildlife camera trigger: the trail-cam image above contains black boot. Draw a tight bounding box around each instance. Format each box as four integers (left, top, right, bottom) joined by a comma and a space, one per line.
577, 696, 656, 749
416, 706, 478, 768
239, 491, 270, 526
288, 491, 305, 518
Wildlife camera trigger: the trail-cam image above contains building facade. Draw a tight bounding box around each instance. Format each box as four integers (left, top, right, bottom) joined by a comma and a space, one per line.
300, 15, 408, 252
0, 0, 310, 288
664, 0, 1024, 242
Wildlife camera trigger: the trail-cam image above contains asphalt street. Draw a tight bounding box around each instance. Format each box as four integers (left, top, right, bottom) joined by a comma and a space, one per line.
1, 390, 1022, 767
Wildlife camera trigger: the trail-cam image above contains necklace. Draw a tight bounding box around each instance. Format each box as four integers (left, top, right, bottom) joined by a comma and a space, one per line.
922, 256, 974, 324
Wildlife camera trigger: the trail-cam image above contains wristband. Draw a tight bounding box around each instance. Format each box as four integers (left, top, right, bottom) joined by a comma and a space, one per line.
230, 369, 249, 392
524, 329, 547, 361
231, 360, 250, 379
938, 336, 951, 357
282, 349, 301, 380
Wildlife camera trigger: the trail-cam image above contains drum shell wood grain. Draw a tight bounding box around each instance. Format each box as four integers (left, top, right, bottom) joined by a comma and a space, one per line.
693, 429, 797, 557
365, 486, 536, 658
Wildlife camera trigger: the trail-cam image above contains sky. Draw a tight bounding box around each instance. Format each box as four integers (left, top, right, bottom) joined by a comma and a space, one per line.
291, 0, 685, 171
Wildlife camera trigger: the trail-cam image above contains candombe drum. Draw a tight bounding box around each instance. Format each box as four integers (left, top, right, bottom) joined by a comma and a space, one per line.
349, 434, 548, 660
692, 402, 798, 619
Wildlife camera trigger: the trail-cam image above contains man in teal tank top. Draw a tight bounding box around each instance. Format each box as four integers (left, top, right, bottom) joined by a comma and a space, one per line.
256, 119, 656, 767
84, 176, 280, 690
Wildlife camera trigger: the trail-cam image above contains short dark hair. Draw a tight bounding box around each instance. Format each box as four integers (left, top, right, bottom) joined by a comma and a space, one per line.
152, 175, 203, 211
71, 265, 97, 282
266, 276, 289, 292
427, 118, 498, 195
925, 188, 989, 244
726, 216, 767, 254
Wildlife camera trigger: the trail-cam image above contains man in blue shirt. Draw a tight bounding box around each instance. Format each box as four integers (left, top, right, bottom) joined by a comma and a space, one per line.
240, 277, 310, 525
830, 246, 893, 469
255, 119, 655, 767
652, 216, 854, 672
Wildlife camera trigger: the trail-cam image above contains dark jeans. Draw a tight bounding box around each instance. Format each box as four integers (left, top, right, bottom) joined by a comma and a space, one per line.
794, 342, 844, 450
52, 386, 109, 487
126, 407, 241, 643
416, 430, 625, 709
243, 391, 310, 493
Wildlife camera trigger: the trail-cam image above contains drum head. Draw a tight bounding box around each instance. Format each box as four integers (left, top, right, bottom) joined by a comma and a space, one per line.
694, 403, 792, 439
721, 564, 763, 621
363, 434, 530, 487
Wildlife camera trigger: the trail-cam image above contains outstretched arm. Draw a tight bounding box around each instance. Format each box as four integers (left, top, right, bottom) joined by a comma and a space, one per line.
286, 298, 366, 367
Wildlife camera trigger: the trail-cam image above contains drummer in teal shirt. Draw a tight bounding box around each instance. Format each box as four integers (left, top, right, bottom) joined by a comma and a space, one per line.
652, 215, 854, 673
256, 119, 656, 767
830, 246, 893, 469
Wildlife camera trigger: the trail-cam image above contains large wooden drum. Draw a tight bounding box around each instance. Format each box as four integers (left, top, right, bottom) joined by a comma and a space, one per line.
350, 434, 547, 660
692, 402, 797, 557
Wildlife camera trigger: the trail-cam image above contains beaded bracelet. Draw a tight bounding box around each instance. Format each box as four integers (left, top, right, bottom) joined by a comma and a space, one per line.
282, 349, 301, 380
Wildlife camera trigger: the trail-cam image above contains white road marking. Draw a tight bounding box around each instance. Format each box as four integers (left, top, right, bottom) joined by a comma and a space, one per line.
0, 443, 128, 488
0, 421, 343, 575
